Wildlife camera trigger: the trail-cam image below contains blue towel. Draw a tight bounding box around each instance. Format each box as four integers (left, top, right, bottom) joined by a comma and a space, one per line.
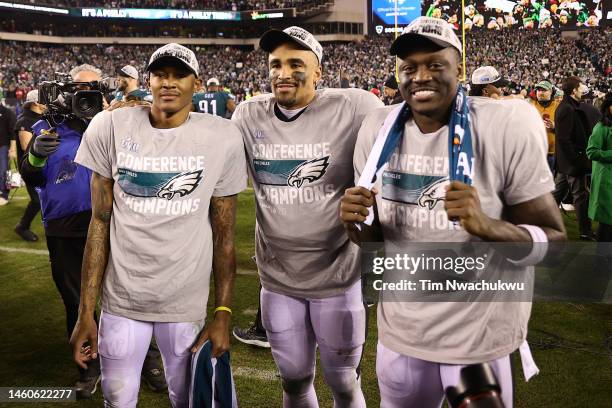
189, 341, 238, 408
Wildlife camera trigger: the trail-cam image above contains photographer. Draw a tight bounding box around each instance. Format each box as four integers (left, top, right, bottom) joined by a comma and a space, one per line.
19, 64, 165, 398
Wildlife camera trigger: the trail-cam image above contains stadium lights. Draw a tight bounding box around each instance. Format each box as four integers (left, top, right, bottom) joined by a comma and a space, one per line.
79, 8, 241, 20
0, 1, 69, 14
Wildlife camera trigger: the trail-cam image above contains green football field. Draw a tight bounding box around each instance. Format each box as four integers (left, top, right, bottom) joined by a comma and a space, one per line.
0, 186, 610, 407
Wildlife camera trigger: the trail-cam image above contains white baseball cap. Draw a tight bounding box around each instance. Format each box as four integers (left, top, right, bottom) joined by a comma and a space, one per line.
471, 66, 509, 87
207, 77, 220, 86
146, 43, 199, 77
390, 16, 463, 56
117, 64, 139, 80
24, 90, 39, 106
259, 26, 323, 63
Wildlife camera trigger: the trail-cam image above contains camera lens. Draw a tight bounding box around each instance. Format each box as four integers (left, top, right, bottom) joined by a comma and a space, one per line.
72, 91, 103, 118
77, 96, 92, 111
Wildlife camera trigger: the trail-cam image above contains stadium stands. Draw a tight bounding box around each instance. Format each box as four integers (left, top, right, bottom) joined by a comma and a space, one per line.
12, 0, 328, 11
0, 28, 610, 104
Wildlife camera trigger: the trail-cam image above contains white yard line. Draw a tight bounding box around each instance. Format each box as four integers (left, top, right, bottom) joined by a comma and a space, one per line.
241, 307, 258, 316
0, 246, 48, 255
233, 366, 278, 382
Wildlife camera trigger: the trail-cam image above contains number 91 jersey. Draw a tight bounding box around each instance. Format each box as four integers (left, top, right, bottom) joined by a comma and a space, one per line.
192, 91, 231, 118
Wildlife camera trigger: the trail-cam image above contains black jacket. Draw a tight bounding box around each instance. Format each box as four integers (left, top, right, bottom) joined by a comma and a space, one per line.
579, 102, 602, 134
14, 109, 42, 164
554, 96, 594, 176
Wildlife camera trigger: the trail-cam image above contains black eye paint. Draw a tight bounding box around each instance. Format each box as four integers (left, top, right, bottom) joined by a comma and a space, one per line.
292, 71, 307, 85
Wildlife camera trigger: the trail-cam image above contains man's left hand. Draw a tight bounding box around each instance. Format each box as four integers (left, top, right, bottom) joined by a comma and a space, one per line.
444, 181, 491, 238
8, 148, 17, 160
191, 311, 231, 358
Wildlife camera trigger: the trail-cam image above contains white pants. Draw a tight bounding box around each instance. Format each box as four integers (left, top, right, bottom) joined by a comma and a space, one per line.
376, 342, 513, 408
261, 281, 367, 408
98, 311, 204, 408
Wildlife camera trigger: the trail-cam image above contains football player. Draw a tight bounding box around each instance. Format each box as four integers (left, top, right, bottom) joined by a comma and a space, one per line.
231, 27, 383, 407
70, 43, 246, 407
340, 17, 566, 407
192, 77, 235, 118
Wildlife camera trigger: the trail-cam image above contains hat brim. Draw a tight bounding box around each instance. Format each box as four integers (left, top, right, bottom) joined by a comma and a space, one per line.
116, 67, 135, 79
390, 32, 461, 57
492, 78, 509, 88
259, 29, 319, 62
146, 56, 198, 78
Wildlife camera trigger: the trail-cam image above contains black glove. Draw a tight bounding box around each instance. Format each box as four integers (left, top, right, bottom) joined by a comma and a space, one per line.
32, 128, 60, 158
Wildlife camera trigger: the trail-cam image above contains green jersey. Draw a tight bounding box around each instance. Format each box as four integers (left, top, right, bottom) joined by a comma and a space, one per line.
193, 91, 232, 117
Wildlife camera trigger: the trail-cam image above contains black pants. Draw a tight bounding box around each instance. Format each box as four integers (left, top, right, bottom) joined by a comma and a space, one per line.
46, 236, 161, 377
597, 223, 612, 242
46, 236, 99, 377
19, 184, 40, 230
553, 173, 591, 236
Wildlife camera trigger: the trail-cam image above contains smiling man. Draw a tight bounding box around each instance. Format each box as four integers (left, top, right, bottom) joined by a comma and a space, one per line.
340, 17, 566, 407
231, 26, 383, 407
69, 43, 246, 408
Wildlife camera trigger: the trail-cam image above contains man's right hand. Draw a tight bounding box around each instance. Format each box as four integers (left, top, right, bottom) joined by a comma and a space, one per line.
32, 128, 60, 158
340, 186, 377, 226
69, 316, 99, 370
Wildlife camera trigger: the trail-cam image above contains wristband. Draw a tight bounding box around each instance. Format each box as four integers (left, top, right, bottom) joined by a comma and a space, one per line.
28, 152, 47, 167
508, 224, 548, 266
214, 306, 232, 314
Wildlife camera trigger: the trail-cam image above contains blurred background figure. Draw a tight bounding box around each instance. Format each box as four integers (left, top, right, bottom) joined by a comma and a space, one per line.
13, 89, 45, 241
587, 93, 612, 242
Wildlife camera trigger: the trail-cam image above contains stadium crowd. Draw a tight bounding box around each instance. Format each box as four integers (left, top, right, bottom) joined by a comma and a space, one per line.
422, 0, 603, 30
1, 27, 609, 105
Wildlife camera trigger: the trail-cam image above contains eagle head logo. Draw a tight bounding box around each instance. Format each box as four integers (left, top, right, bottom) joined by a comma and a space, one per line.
417, 178, 449, 210
287, 156, 330, 188
157, 170, 203, 200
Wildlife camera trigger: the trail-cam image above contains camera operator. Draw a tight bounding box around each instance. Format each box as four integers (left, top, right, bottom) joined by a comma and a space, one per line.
20, 64, 166, 398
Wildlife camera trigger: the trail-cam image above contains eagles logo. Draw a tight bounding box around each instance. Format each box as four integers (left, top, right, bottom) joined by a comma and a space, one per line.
156, 170, 203, 200
417, 178, 449, 210
287, 156, 329, 188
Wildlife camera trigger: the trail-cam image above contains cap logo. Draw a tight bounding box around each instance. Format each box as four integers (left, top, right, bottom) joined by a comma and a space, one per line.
412, 24, 443, 36
285, 26, 322, 59
153, 47, 193, 64
286, 26, 309, 41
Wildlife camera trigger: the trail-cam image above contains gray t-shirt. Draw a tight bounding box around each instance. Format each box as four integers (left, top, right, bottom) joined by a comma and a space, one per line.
233, 88, 383, 298
75, 106, 247, 322
355, 97, 554, 363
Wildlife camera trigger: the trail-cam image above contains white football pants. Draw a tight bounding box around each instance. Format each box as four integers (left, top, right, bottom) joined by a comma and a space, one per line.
98, 311, 204, 408
261, 280, 367, 408
376, 341, 514, 408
